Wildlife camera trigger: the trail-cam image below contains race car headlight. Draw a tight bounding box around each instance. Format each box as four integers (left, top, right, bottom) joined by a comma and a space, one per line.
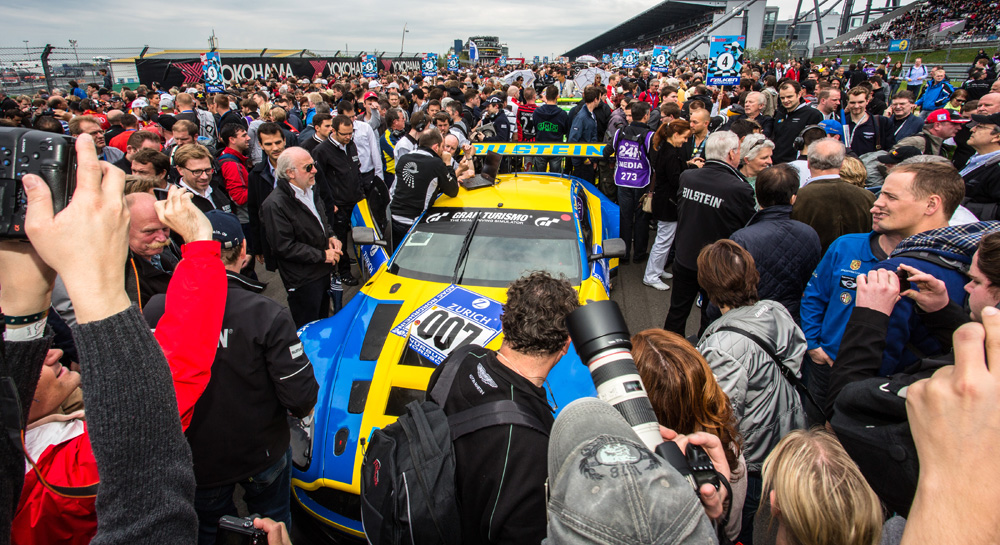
290, 413, 314, 471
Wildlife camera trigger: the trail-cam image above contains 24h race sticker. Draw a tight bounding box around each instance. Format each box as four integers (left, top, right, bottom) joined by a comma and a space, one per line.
391, 285, 503, 364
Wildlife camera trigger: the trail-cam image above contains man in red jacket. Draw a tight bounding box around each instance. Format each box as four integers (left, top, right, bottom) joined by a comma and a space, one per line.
12, 187, 228, 545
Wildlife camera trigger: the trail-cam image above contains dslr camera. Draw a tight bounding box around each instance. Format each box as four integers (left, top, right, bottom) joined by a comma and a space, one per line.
470, 122, 497, 140
0, 127, 76, 240
566, 300, 720, 493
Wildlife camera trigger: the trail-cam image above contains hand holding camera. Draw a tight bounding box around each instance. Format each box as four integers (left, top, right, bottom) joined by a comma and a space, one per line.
898, 263, 950, 313
22, 133, 131, 324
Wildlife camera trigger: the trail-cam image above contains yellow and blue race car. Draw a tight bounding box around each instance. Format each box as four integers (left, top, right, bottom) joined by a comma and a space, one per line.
290, 170, 623, 539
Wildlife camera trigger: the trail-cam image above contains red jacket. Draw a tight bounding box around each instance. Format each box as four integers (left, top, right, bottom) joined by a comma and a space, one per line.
218, 147, 250, 206
12, 241, 227, 545
107, 129, 137, 153
638, 90, 660, 108
82, 110, 110, 131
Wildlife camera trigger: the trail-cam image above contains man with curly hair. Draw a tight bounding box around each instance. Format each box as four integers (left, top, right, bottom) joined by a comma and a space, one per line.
426, 271, 579, 545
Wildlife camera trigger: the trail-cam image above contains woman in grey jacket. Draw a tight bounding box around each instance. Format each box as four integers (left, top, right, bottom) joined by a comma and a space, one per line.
695, 239, 807, 545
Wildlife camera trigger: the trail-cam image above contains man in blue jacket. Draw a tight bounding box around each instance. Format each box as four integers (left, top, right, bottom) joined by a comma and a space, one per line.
568, 87, 601, 183
801, 162, 968, 408
915, 69, 955, 117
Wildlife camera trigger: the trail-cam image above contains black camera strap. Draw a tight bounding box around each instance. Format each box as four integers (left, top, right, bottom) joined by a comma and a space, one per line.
714, 326, 827, 422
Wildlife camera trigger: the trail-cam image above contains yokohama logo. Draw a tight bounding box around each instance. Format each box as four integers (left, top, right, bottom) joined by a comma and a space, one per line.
172, 62, 203, 84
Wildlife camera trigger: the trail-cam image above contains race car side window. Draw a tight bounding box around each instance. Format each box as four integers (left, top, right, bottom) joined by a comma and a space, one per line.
575, 190, 594, 254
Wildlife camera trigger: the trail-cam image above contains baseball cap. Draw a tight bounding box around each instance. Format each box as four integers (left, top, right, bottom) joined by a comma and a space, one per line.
819, 119, 844, 139
160, 94, 174, 111
485, 96, 503, 105
204, 210, 245, 250
185, 87, 198, 94
878, 146, 923, 164
925, 108, 969, 124
970, 112, 1000, 126
369, 80, 381, 89
387, 82, 399, 89
545, 398, 717, 544
130, 98, 149, 109
363, 91, 378, 101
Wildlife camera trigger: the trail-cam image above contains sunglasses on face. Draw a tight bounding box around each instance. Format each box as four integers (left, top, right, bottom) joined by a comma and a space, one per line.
301, 163, 315, 173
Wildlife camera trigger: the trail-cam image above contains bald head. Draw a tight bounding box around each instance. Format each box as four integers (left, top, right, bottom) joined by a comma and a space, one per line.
106, 109, 124, 125
992, 81, 1000, 95
126, 192, 169, 258
978, 93, 1000, 115
443, 133, 460, 156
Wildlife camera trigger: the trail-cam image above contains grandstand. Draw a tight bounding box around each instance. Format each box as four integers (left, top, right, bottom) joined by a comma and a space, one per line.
563, 0, 734, 58
820, 0, 1000, 54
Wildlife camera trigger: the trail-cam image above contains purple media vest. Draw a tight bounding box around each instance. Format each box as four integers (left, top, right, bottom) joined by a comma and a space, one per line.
612, 128, 654, 188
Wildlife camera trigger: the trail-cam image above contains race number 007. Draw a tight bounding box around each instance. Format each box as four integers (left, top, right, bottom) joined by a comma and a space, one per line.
416, 309, 484, 351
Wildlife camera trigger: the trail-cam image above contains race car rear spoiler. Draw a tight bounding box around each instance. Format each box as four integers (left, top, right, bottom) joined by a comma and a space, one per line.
471, 142, 606, 158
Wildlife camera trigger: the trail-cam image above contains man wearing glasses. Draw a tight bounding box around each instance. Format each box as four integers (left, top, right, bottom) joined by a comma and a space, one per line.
172, 143, 235, 215
262, 147, 343, 327
311, 115, 366, 287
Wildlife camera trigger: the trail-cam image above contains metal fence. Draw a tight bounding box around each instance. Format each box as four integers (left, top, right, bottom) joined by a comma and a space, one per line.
0, 45, 430, 98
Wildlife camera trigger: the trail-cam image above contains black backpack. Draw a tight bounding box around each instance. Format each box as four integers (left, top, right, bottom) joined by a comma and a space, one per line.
359, 345, 548, 545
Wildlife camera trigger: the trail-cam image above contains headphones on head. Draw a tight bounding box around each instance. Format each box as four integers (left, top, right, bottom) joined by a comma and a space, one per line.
793, 124, 826, 151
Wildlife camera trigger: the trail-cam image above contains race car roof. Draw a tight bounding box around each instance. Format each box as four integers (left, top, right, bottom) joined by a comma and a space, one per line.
438, 173, 577, 213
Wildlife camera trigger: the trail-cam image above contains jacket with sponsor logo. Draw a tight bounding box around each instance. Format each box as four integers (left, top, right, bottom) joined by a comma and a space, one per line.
674, 160, 756, 269
390, 147, 459, 224
143, 270, 318, 488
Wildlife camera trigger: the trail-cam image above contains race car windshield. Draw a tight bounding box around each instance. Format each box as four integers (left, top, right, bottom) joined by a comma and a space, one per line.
389, 207, 581, 287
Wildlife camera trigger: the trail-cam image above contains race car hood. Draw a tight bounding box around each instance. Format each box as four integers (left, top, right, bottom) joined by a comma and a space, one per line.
295, 274, 597, 495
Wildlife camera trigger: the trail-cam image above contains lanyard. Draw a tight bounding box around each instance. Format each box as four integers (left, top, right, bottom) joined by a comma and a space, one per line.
893, 116, 909, 138
846, 114, 868, 148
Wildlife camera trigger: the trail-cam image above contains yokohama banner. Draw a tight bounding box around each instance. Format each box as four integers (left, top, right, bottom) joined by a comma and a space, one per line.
135, 55, 422, 88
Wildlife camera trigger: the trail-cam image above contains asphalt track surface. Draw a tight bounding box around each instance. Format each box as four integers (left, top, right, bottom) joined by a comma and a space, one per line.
251, 237, 703, 543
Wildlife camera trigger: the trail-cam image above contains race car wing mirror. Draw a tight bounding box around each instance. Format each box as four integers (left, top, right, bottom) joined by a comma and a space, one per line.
590, 238, 627, 261
352, 226, 387, 247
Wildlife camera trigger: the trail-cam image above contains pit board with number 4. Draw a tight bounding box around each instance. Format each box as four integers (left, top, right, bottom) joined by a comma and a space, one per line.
707, 35, 745, 86
391, 285, 504, 364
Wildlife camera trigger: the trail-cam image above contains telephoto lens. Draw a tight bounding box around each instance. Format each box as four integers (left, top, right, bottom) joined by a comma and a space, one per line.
566, 300, 719, 493
565, 300, 663, 451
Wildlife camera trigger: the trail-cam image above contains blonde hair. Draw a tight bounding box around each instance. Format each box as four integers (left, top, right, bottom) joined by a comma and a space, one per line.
840, 156, 868, 187
761, 429, 882, 545
259, 102, 273, 121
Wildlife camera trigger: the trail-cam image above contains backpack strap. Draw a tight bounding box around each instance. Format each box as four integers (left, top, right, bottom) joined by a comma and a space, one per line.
714, 325, 826, 419
429, 344, 482, 406
893, 250, 971, 275
448, 399, 549, 440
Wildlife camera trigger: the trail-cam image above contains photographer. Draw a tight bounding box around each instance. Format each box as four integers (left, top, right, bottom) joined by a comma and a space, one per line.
4, 135, 224, 543
425, 271, 577, 545
544, 397, 728, 544
632, 329, 747, 542
826, 232, 1000, 516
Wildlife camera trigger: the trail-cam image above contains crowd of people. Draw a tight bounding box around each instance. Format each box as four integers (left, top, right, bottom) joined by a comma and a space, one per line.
1, 48, 1000, 545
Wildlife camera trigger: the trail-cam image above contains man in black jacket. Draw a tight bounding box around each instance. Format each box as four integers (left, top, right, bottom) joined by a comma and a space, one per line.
773, 80, 824, 164
262, 147, 343, 327
143, 210, 318, 544
248, 125, 287, 270
389, 128, 459, 249
174, 143, 235, 215
664, 131, 756, 336
961, 111, 1000, 219
426, 271, 578, 545
312, 115, 365, 285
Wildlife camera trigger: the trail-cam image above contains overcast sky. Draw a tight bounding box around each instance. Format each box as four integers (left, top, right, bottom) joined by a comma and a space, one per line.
5, 0, 905, 59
